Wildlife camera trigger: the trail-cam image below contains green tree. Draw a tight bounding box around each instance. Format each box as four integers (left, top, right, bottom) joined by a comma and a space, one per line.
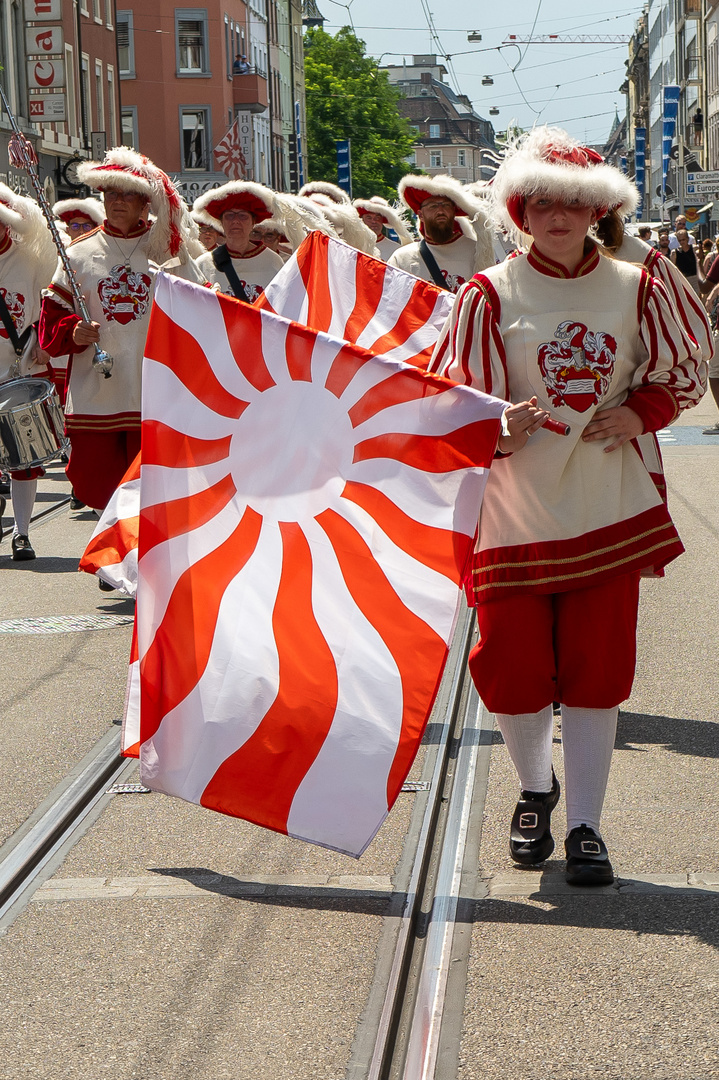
303, 27, 416, 200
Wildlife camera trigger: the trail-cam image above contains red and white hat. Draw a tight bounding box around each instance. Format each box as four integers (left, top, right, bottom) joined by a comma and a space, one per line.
491, 126, 639, 241
353, 196, 412, 245
303, 192, 378, 255
193, 181, 276, 229
397, 174, 480, 220
0, 183, 57, 276
298, 181, 351, 205
53, 197, 104, 227
78, 146, 190, 262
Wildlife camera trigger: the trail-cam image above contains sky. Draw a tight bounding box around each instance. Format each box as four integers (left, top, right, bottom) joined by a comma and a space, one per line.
316, 0, 646, 146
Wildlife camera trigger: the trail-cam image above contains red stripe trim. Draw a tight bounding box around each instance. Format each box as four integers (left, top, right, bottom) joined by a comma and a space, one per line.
471, 504, 683, 597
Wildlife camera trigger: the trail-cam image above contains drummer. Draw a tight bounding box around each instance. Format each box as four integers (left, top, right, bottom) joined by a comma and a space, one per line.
39, 147, 195, 522
0, 184, 58, 560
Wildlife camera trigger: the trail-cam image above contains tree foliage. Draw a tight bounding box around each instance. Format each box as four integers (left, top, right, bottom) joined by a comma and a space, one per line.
303, 27, 416, 200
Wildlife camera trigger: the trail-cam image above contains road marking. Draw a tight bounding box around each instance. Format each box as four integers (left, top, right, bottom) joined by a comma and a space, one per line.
31, 872, 394, 902
480, 871, 719, 897
0, 613, 134, 634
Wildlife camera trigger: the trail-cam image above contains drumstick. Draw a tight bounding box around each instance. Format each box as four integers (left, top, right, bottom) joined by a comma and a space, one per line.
542, 417, 571, 436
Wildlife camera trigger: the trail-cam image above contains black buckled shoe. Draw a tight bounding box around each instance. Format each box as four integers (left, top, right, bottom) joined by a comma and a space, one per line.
11, 533, 35, 561
509, 770, 560, 865
564, 825, 614, 887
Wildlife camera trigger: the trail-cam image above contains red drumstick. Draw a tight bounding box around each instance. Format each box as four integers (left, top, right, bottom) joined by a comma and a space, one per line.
542, 417, 571, 436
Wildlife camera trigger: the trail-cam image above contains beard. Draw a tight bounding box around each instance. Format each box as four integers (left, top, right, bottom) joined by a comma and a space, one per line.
424, 219, 455, 244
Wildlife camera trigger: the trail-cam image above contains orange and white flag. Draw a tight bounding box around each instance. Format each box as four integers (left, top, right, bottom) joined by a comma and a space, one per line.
129, 273, 503, 856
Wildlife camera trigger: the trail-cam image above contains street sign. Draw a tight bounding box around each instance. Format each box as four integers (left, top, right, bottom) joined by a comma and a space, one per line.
29, 93, 65, 121
27, 58, 64, 89
687, 170, 719, 184
91, 131, 107, 158
24, 0, 62, 19
25, 25, 63, 55
686, 183, 719, 195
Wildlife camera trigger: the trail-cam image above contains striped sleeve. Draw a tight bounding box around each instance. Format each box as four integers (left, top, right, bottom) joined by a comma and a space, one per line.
643, 248, 714, 362
428, 276, 508, 399
626, 272, 707, 433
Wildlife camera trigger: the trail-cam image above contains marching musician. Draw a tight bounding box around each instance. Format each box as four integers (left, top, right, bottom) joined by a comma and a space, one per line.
0, 185, 58, 560
193, 182, 284, 302
39, 147, 198, 523
388, 175, 494, 293
353, 195, 413, 262
431, 127, 707, 886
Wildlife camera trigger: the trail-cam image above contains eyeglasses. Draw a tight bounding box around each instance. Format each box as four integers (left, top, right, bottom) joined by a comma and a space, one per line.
222, 209, 252, 222
66, 221, 96, 232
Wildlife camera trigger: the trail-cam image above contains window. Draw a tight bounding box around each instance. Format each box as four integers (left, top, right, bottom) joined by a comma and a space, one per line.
93, 0, 101, 21
457, 149, 466, 167
80, 0, 89, 15
176, 11, 210, 75
117, 11, 135, 78
121, 106, 138, 149
181, 107, 210, 169
430, 150, 442, 167
95, 60, 104, 131
107, 66, 117, 145
81, 53, 91, 137
65, 43, 78, 138
429, 122, 440, 139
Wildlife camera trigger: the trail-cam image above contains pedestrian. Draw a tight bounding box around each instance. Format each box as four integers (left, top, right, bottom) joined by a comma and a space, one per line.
0, 185, 58, 559
670, 228, 704, 292
701, 237, 715, 275
431, 126, 706, 886
232, 53, 250, 74
39, 147, 197, 522
668, 213, 695, 250
637, 225, 655, 247
193, 181, 284, 302
353, 196, 412, 261
657, 229, 671, 257
388, 175, 494, 293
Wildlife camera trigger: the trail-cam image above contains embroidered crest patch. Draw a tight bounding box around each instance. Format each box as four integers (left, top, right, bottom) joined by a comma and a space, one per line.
237, 280, 264, 303
537, 320, 617, 413
97, 265, 152, 324
0, 288, 25, 337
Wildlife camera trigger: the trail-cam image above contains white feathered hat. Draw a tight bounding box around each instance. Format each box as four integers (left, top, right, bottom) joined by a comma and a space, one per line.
491, 125, 639, 242
52, 197, 104, 226
398, 173, 481, 220
273, 194, 339, 251
190, 208, 224, 235
353, 196, 412, 245
192, 180, 276, 229
0, 184, 57, 276
298, 181, 351, 205
77, 146, 191, 263
305, 193, 378, 256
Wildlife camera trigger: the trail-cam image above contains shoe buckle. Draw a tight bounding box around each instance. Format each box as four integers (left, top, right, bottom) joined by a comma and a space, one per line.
518, 812, 539, 830
580, 840, 601, 855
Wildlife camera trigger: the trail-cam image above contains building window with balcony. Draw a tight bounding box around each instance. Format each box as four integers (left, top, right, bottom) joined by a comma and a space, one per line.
457, 149, 466, 167
430, 150, 442, 167
429, 122, 440, 139
117, 11, 135, 78
176, 11, 210, 76
181, 107, 211, 170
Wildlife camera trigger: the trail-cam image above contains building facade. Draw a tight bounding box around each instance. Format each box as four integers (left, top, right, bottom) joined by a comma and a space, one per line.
117, 0, 307, 203
382, 56, 496, 183
0, 0, 120, 203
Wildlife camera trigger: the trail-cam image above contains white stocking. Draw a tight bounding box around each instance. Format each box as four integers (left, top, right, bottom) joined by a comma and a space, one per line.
560, 705, 618, 835
495, 705, 554, 794
10, 478, 37, 537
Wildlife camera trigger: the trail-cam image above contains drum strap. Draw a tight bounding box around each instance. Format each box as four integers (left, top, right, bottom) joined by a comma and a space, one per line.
212, 245, 251, 304
419, 240, 449, 291
0, 292, 33, 356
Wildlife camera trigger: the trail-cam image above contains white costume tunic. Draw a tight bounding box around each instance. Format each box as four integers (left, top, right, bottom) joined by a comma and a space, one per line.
376, 235, 401, 262
196, 243, 284, 302
45, 223, 156, 433
0, 234, 51, 384
388, 233, 476, 294
430, 244, 706, 602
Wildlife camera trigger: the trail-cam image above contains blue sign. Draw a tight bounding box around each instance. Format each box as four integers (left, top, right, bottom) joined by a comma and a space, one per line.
634, 126, 646, 217
295, 101, 305, 189
336, 139, 352, 197
662, 85, 680, 199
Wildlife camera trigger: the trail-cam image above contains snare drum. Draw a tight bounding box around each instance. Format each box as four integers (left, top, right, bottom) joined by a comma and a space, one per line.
0, 377, 69, 471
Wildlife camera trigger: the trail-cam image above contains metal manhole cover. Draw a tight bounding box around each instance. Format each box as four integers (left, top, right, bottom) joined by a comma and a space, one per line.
0, 614, 135, 634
